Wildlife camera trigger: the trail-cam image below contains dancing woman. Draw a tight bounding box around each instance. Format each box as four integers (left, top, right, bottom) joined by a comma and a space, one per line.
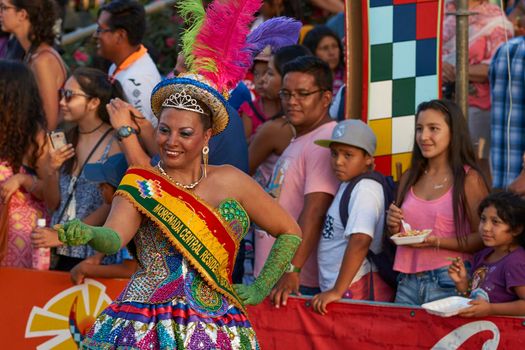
57, 0, 302, 347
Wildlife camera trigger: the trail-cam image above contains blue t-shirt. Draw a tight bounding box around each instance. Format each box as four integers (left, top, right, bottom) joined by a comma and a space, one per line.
228, 81, 252, 110
209, 103, 249, 173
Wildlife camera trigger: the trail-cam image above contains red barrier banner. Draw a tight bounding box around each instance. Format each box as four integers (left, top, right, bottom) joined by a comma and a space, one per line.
1, 267, 524, 349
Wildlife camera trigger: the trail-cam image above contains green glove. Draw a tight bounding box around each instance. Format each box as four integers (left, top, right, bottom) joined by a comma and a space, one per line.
56, 218, 122, 255
234, 233, 301, 305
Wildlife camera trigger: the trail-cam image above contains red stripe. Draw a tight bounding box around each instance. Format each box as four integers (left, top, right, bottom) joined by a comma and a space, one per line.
107, 303, 249, 323
361, 0, 370, 123
129, 168, 236, 283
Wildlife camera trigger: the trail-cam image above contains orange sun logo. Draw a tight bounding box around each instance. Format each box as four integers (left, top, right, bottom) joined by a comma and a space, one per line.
25, 279, 111, 349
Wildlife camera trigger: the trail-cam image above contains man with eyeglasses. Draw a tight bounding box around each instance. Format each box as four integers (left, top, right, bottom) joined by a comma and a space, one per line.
94, 0, 161, 129
263, 56, 339, 306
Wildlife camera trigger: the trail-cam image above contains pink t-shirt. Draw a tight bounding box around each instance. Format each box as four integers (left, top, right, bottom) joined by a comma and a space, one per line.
258, 121, 339, 287
393, 186, 471, 274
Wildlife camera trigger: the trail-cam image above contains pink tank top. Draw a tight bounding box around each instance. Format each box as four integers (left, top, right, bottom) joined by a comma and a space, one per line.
393, 186, 471, 274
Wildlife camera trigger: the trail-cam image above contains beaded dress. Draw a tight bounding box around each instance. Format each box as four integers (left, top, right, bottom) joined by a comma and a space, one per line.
81, 199, 259, 350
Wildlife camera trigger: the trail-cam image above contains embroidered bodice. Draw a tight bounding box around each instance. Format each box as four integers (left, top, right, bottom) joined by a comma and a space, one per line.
117, 199, 249, 316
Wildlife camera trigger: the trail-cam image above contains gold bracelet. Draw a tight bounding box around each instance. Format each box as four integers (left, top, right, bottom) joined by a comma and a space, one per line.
436, 237, 441, 251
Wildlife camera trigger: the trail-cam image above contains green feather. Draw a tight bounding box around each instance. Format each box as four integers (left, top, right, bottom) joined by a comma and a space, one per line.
177, 0, 206, 69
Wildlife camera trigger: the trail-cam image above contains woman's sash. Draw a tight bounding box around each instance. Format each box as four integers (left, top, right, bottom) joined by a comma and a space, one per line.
115, 167, 245, 312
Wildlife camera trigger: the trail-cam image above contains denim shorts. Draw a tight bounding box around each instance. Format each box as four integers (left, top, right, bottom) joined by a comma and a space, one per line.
394, 263, 471, 306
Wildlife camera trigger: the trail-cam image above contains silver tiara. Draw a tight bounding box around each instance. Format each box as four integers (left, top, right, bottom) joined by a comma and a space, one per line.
161, 90, 206, 115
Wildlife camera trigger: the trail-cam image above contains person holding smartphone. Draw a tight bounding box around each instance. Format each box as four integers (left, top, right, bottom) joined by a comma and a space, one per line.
31, 67, 127, 271
0, 61, 49, 268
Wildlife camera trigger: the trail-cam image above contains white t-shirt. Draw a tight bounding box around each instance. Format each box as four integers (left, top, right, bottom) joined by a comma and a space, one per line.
318, 179, 385, 292
109, 52, 161, 127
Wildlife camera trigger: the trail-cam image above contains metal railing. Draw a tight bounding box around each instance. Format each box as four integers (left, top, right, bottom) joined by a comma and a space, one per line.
61, 0, 177, 46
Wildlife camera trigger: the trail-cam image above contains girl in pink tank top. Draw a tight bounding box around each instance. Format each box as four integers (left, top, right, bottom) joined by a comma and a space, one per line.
386, 99, 489, 305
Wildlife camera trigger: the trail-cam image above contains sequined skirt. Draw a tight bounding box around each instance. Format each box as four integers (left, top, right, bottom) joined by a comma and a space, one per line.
80, 299, 259, 350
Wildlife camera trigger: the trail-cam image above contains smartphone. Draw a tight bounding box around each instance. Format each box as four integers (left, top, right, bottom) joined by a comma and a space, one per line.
49, 131, 67, 149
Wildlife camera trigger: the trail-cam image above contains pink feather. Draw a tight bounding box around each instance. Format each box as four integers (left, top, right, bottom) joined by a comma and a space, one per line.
191, 0, 262, 92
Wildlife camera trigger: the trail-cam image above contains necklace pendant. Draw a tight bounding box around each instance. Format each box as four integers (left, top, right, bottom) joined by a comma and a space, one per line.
156, 161, 204, 190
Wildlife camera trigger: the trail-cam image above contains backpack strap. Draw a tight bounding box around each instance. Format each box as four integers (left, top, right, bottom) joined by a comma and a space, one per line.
338, 171, 397, 297
339, 171, 393, 228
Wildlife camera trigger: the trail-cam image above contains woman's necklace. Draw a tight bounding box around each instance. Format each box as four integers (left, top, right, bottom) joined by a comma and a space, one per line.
424, 169, 449, 190
157, 161, 205, 190
79, 121, 105, 134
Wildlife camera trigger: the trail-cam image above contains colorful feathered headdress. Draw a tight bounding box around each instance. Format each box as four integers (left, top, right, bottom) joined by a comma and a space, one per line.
151, 0, 301, 135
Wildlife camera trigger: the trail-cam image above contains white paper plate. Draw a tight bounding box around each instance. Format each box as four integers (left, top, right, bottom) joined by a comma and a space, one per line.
422, 296, 472, 317
390, 229, 432, 245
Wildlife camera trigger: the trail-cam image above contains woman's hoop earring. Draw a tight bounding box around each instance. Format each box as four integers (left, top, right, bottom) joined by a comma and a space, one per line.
202, 145, 209, 178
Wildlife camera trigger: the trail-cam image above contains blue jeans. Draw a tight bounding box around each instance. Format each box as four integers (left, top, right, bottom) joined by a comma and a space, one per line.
394, 264, 471, 306
299, 285, 321, 296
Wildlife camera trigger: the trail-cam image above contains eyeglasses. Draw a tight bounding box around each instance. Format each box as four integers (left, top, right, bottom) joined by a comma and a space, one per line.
0, 4, 16, 12
95, 25, 113, 34
59, 88, 91, 102
279, 89, 325, 101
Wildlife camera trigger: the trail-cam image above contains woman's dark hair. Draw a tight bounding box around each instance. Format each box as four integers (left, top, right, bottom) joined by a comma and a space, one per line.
478, 191, 525, 248
273, 44, 312, 76
12, 0, 59, 48
268, 45, 312, 120
0, 60, 45, 172
397, 99, 489, 244
302, 25, 344, 71
282, 55, 333, 92
262, 0, 303, 21
99, 0, 146, 46
197, 101, 213, 131
64, 68, 125, 174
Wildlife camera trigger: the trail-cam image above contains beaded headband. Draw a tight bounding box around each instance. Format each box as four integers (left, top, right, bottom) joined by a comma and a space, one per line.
161, 90, 208, 116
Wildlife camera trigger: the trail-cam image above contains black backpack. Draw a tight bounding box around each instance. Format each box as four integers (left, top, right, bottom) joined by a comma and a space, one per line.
338, 171, 399, 290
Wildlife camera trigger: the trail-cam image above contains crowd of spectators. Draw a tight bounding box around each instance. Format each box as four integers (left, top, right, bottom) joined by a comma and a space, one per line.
0, 0, 525, 319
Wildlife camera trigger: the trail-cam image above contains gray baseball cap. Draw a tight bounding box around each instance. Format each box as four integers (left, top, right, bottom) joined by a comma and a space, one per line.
314, 119, 376, 156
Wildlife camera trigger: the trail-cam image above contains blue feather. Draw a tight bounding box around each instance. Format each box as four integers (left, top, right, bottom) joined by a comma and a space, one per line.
246, 17, 302, 57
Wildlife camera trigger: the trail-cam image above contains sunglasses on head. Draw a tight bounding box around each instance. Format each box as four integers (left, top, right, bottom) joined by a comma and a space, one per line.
59, 88, 91, 102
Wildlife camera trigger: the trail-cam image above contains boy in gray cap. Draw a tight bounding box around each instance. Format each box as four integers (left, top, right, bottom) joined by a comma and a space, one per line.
311, 119, 395, 314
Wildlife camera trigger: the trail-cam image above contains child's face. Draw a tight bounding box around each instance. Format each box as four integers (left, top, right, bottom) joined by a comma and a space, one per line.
479, 205, 517, 248
99, 183, 116, 205
261, 57, 282, 99
415, 109, 451, 161
252, 61, 268, 96
329, 143, 372, 182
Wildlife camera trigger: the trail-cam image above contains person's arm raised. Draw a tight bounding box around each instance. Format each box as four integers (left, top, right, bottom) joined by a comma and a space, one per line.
107, 98, 156, 167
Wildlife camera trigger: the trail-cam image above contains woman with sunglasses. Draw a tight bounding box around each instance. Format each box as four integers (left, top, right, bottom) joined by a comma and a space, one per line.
0, 60, 48, 268
32, 67, 127, 271
0, 0, 67, 130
